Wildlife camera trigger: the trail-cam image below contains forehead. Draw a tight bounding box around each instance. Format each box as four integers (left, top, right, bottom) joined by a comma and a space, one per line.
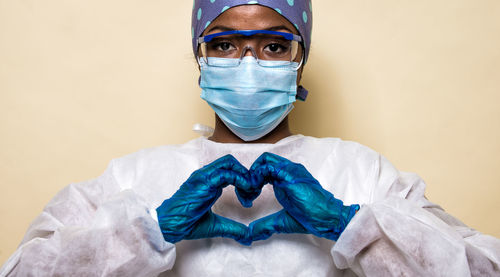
204, 5, 297, 35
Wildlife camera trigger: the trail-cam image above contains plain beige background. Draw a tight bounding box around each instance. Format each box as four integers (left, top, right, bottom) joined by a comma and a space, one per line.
1, 0, 499, 265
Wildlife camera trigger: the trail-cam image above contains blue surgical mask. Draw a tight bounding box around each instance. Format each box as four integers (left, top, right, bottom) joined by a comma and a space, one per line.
199, 56, 299, 141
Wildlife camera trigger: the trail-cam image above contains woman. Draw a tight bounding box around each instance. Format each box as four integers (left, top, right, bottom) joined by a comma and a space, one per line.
1, 1, 499, 276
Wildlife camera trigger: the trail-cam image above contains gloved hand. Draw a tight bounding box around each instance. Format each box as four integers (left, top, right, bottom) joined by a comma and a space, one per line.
156, 154, 252, 245
248, 152, 360, 242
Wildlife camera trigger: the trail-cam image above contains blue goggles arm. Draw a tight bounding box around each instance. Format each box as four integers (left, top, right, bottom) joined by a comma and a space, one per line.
198, 30, 303, 44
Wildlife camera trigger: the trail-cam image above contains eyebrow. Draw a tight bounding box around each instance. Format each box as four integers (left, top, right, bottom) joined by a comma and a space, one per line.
205, 25, 296, 35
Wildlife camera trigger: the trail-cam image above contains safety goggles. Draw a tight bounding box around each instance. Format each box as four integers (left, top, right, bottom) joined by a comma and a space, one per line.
197, 30, 303, 68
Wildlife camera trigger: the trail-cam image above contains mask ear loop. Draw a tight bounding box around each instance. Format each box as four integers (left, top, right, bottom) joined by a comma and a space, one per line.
295, 54, 307, 101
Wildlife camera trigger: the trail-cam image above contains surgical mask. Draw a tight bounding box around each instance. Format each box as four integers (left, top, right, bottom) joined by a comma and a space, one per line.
199, 56, 298, 141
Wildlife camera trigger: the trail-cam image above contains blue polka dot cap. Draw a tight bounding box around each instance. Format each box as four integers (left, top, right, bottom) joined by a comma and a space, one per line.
191, 0, 313, 63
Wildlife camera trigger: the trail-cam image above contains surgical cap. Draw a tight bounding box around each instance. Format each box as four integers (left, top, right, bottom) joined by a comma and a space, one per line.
191, 0, 313, 63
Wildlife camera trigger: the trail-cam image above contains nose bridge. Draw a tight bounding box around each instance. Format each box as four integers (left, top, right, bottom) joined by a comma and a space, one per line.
238, 36, 259, 58
239, 45, 259, 60
243, 47, 254, 57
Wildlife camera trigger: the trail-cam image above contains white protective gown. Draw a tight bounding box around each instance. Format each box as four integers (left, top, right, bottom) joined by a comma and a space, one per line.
1, 135, 499, 276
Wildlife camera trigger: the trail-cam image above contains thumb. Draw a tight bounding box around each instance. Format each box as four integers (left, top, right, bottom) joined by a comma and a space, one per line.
186, 211, 251, 246
249, 210, 309, 242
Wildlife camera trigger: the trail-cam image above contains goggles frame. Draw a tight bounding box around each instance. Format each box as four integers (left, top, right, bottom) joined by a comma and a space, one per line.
198, 30, 302, 44
197, 30, 304, 69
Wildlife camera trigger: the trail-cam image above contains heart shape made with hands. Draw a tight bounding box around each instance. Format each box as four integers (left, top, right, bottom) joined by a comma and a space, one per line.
156, 152, 359, 246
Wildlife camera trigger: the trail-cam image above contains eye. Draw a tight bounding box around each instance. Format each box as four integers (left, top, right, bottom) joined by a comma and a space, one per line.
212, 42, 235, 52
264, 43, 289, 54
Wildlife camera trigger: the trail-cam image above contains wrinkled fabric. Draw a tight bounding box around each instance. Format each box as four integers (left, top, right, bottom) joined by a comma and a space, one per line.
191, 0, 313, 62
1, 135, 499, 276
248, 152, 360, 241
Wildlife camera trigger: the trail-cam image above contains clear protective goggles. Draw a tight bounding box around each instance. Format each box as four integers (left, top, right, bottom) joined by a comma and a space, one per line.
197, 30, 304, 68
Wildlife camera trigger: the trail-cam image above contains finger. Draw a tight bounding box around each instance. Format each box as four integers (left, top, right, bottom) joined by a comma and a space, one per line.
212, 213, 252, 246
272, 184, 335, 228
250, 152, 299, 184
249, 162, 277, 184
273, 186, 361, 241
249, 152, 288, 172
186, 211, 251, 246
244, 153, 290, 206
157, 195, 216, 244
208, 154, 283, 208
205, 154, 249, 176
208, 168, 251, 192
249, 210, 308, 242
208, 170, 261, 209
182, 155, 245, 193
235, 185, 262, 208
205, 155, 253, 192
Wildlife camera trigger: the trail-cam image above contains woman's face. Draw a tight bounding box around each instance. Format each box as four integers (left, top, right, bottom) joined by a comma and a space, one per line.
202, 4, 304, 83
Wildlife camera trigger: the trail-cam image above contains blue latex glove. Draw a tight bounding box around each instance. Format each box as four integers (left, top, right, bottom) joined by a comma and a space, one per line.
248, 152, 360, 242
156, 155, 252, 245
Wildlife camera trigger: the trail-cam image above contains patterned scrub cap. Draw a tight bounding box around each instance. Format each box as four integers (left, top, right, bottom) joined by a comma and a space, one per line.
191, 0, 313, 63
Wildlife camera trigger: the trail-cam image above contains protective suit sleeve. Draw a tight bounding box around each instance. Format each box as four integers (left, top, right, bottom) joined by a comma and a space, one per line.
0, 161, 176, 277
331, 156, 500, 276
